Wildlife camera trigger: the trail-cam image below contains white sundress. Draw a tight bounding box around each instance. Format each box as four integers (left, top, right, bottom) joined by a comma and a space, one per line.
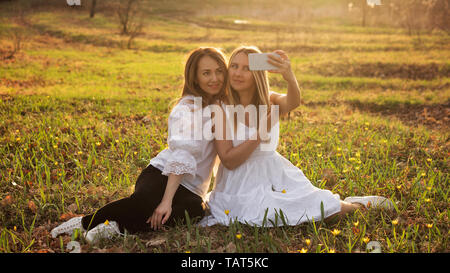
199, 114, 342, 227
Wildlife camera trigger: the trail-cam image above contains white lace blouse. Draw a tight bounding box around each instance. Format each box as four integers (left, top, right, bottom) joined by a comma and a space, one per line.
149, 95, 218, 199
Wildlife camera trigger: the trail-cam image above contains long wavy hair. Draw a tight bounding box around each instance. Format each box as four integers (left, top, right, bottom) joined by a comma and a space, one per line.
227, 46, 271, 108
226, 46, 271, 129
179, 47, 228, 108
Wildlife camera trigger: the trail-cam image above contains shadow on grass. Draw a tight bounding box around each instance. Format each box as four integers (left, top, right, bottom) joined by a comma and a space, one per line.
345, 99, 450, 130
308, 62, 450, 81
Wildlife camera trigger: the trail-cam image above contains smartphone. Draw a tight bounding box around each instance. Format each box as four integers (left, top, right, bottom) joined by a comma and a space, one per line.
248, 53, 279, 71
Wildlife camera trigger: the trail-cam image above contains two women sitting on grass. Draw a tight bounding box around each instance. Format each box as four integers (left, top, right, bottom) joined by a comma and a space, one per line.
51, 46, 393, 243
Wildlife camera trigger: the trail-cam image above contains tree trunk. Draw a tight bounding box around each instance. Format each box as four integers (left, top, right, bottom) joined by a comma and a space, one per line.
90, 0, 97, 18
362, 0, 367, 27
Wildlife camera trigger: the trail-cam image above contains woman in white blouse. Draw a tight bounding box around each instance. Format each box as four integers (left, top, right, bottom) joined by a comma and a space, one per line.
50, 47, 261, 243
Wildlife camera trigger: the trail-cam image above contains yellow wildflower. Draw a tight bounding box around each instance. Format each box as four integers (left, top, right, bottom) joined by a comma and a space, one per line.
282, 189, 286, 194
392, 219, 399, 226
426, 158, 432, 162
328, 248, 336, 253
236, 234, 242, 240
426, 223, 433, 229
363, 237, 370, 244
353, 221, 359, 227
331, 229, 341, 236
224, 210, 230, 215
104, 220, 109, 226
298, 248, 308, 253
96, 142, 101, 146
305, 239, 311, 246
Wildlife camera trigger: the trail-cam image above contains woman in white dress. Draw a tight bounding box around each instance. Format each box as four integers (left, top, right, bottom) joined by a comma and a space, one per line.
200, 46, 394, 227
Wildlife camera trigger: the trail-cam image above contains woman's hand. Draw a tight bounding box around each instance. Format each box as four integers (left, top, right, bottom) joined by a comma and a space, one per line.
267, 50, 295, 82
267, 49, 301, 115
147, 200, 172, 230
146, 173, 182, 230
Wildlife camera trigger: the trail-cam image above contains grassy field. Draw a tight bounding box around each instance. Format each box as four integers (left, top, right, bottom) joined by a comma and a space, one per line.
0, 1, 448, 253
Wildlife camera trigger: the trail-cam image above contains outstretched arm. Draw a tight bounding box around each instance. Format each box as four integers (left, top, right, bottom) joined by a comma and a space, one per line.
267, 50, 301, 116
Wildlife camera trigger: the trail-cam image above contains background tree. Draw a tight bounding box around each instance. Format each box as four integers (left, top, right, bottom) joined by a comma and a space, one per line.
115, 0, 145, 49
426, 0, 449, 33
116, 0, 139, 35
90, 0, 97, 18
361, 0, 368, 27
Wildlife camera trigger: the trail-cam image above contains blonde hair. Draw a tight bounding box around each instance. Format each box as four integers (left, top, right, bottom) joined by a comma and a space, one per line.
227, 45, 271, 108
226, 46, 271, 128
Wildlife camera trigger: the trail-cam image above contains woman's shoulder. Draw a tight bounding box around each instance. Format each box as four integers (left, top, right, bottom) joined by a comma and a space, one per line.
178, 94, 196, 105
175, 95, 202, 111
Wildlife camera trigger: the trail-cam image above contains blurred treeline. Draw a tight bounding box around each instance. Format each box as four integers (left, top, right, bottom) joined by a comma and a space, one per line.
1, 0, 449, 34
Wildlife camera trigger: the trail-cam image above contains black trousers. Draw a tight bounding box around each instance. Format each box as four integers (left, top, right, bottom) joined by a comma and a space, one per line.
81, 164, 205, 233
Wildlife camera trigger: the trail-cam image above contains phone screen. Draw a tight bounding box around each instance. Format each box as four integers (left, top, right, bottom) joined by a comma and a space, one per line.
248, 53, 278, 71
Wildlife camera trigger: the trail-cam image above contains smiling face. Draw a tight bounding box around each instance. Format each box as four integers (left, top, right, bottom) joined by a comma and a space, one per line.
228, 52, 256, 94
196, 56, 225, 98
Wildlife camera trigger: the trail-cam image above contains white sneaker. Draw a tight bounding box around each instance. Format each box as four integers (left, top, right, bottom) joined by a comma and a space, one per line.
344, 196, 395, 210
51, 216, 85, 238
85, 221, 121, 244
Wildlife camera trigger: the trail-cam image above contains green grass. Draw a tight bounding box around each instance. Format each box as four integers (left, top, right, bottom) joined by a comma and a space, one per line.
0, 1, 448, 253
